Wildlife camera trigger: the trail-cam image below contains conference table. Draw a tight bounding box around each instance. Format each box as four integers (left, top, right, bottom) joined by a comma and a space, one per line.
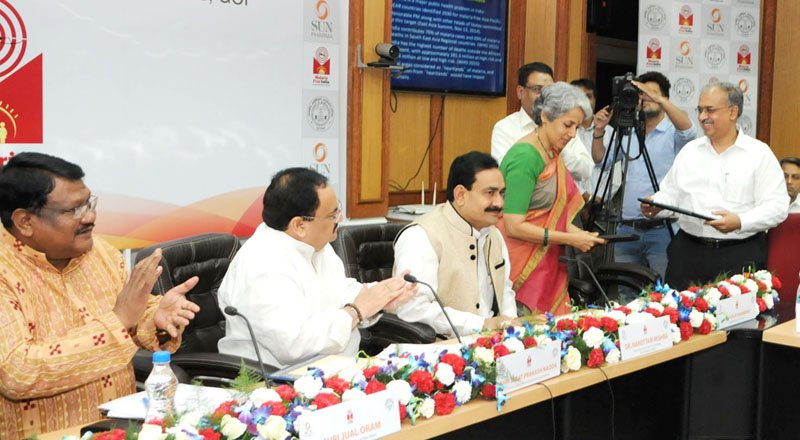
756, 318, 800, 440
39, 331, 726, 440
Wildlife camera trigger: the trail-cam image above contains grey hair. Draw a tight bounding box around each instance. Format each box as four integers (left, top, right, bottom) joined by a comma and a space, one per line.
701, 81, 743, 117
532, 82, 593, 126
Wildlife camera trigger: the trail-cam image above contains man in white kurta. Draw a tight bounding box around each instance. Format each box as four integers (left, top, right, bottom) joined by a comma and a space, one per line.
218, 168, 415, 369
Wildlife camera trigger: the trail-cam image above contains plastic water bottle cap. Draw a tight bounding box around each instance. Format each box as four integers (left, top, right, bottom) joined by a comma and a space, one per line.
152, 350, 171, 363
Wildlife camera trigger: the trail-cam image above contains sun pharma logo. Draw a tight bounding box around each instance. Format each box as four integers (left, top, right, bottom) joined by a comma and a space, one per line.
0, 0, 43, 146
315, 0, 329, 20
309, 0, 334, 40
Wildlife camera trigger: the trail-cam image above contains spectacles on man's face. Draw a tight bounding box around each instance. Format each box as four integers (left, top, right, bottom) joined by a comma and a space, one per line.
40, 195, 98, 219
302, 201, 343, 223
695, 105, 734, 116
522, 84, 544, 94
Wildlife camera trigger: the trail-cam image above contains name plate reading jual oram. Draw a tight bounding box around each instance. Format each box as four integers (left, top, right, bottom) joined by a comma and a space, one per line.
619, 315, 672, 362
496, 342, 562, 393
297, 390, 400, 440
717, 292, 758, 330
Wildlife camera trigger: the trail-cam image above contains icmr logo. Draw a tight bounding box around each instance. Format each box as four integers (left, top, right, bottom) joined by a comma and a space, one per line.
674, 78, 695, 104
0, 0, 43, 147
704, 44, 726, 70
737, 44, 752, 72
346, 408, 354, 424
738, 114, 753, 135
644, 4, 666, 31
675, 41, 694, 69
311, 0, 334, 40
735, 12, 756, 37
313, 142, 328, 163
678, 5, 694, 34
707, 8, 725, 36
646, 38, 662, 67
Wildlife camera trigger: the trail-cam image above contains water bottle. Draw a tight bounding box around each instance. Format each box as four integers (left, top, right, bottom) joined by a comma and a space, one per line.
144, 350, 178, 423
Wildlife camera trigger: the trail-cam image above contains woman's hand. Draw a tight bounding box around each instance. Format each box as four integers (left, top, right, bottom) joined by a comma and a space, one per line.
567, 230, 606, 253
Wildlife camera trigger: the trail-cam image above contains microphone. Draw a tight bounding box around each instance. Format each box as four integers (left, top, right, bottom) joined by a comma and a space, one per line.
558, 256, 612, 306
403, 273, 463, 345
223, 306, 270, 382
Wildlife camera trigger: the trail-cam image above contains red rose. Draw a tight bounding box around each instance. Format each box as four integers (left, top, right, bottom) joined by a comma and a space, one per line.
680, 321, 693, 341
740, 285, 751, 294
93, 429, 127, 440
439, 353, 466, 376
557, 319, 577, 331
599, 317, 617, 333
773, 275, 782, 290
365, 379, 387, 395
493, 344, 510, 359
688, 286, 700, 293
399, 403, 408, 421
650, 293, 663, 303
212, 399, 238, 418
718, 286, 730, 297
475, 337, 493, 348
681, 295, 694, 308
408, 370, 434, 394
523, 336, 538, 348
614, 306, 632, 315
645, 307, 663, 318
480, 383, 496, 399
434, 380, 446, 391
274, 384, 297, 402
198, 428, 221, 440
663, 307, 679, 324
261, 400, 287, 417
757, 297, 767, 313
694, 297, 709, 313
325, 377, 351, 395
587, 348, 605, 368
756, 280, 768, 293
362, 366, 380, 380
698, 320, 712, 335
312, 393, 341, 409
577, 316, 601, 331
433, 392, 457, 415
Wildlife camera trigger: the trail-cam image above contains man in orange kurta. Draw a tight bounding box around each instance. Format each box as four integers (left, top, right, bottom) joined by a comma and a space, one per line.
0, 152, 200, 439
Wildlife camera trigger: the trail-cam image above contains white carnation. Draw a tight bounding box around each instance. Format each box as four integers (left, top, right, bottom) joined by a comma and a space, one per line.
670, 324, 682, 344
503, 337, 525, 354
647, 302, 664, 314
176, 410, 204, 429
726, 283, 742, 296
473, 346, 495, 365
764, 292, 775, 309
418, 397, 435, 419
535, 334, 554, 347
435, 363, 455, 386
336, 366, 365, 384
452, 380, 473, 405
249, 387, 283, 406
257, 416, 289, 440
220, 414, 247, 440
743, 279, 759, 294
625, 311, 655, 325
605, 348, 621, 365
730, 274, 746, 284
294, 375, 323, 399
341, 388, 366, 402
561, 346, 581, 373
138, 424, 167, 440
625, 298, 646, 312
689, 309, 704, 328
704, 288, 723, 308
385, 379, 413, 405
754, 270, 773, 290
660, 293, 678, 308
680, 290, 696, 301
704, 312, 717, 330
582, 327, 606, 349
605, 310, 627, 322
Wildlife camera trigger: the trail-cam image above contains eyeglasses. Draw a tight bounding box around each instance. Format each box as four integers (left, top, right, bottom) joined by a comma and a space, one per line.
695, 105, 734, 115
302, 201, 343, 223
40, 195, 98, 219
522, 84, 544, 94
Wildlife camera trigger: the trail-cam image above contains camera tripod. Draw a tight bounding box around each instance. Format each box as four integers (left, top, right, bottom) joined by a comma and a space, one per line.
586, 108, 675, 264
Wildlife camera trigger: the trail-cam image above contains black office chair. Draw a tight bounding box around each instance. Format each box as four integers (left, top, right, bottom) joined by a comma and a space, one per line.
132, 233, 275, 387
565, 247, 661, 308
331, 222, 437, 355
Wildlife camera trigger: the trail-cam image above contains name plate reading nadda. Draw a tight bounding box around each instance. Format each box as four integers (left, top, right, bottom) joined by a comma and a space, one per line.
496, 342, 562, 393
619, 316, 672, 361
717, 292, 758, 330
297, 390, 400, 440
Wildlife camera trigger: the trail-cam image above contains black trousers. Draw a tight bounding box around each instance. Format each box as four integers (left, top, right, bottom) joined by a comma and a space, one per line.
665, 230, 768, 290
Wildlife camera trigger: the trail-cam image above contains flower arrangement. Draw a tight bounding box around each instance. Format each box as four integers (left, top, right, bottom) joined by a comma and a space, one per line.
79, 270, 781, 440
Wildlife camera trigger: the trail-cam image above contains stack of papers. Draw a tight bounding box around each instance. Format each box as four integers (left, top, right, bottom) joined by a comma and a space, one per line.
99, 384, 234, 419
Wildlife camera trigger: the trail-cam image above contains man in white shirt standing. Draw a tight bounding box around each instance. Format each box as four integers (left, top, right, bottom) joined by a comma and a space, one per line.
780, 157, 800, 213
393, 151, 517, 337
641, 82, 788, 289
491, 62, 594, 191
218, 168, 416, 368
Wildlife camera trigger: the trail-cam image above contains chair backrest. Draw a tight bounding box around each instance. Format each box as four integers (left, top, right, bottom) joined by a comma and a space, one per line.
134, 233, 240, 354
767, 213, 800, 303
331, 222, 406, 282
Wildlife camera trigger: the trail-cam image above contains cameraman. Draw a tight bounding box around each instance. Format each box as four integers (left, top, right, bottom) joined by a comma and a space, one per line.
591, 72, 697, 300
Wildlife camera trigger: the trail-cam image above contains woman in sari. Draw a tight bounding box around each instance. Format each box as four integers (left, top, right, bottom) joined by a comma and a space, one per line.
498, 82, 606, 315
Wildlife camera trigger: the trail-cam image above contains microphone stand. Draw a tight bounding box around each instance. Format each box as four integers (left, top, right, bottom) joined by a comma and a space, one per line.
223, 306, 270, 382
403, 274, 463, 344
558, 256, 613, 306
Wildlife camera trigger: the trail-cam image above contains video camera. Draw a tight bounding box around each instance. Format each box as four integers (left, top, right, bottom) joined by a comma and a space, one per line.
609, 72, 640, 129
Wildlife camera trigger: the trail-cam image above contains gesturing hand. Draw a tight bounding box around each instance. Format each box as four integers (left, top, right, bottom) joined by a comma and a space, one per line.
154, 276, 200, 338
706, 210, 742, 233
353, 270, 418, 318
114, 249, 164, 330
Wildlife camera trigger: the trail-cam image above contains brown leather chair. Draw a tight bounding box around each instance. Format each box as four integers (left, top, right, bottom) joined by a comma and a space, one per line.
767, 213, 800, 303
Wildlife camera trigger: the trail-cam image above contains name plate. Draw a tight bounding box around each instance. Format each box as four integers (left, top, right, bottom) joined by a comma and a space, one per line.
717, 292, 758, 330
619, 316, 672, 361
496, 342, 561, 393
297, 390, 400, 440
